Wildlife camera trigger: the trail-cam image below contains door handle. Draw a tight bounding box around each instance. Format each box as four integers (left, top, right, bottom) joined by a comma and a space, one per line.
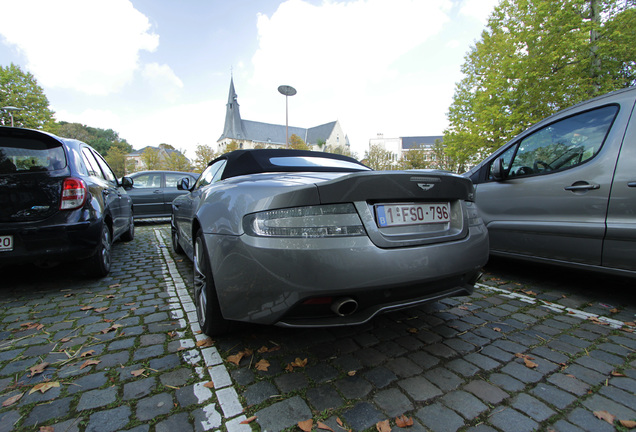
564, 182, 600, 192
628, 182, 636, 188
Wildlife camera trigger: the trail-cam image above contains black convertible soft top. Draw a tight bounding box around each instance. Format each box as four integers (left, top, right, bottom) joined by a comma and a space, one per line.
211, 149, 370, 180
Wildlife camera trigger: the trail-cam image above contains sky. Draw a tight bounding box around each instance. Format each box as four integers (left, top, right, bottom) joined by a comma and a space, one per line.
0, 0, 500, 160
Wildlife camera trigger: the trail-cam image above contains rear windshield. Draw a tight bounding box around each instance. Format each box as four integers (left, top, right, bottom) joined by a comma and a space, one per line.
269, 156, 371, 171
0, 137, 67, 174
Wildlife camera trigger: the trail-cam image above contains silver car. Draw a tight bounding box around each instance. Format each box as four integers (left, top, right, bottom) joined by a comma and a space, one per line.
171, 149, 488, 335
125, 170, 198, 219
466, 86, 636, 278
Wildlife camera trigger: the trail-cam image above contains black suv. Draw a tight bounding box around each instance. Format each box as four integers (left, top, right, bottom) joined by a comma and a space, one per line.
0, 126, 134, 277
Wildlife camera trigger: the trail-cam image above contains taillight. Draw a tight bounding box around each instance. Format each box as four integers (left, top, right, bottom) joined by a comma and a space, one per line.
60, 177, 87, 210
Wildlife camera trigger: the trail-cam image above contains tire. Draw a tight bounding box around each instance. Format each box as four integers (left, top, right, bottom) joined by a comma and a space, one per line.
193, 229, 231, 336
86, 223, 112, 278
171, 217, 184, 255
120, 215, 135, 242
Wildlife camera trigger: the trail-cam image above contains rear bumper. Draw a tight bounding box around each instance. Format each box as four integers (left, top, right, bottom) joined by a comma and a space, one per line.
0, 215, 102, 267
205, 223, 489, 326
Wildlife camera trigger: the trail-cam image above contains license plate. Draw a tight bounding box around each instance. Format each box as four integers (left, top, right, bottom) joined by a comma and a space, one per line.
0, 235, 13, 252
376, 203, 450, 227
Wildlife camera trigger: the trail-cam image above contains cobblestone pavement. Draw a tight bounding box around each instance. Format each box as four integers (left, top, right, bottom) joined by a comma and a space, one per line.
0, 222, 634, 432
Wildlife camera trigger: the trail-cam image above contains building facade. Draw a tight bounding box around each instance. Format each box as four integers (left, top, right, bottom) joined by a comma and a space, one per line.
217, 78, 350, 153
369, 134, 444, 167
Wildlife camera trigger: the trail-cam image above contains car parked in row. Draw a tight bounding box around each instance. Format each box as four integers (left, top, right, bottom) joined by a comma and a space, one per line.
124, 170, 198, 219
466, 86, 636, 277
172, 149, 489, 336
0, 126, 134, 277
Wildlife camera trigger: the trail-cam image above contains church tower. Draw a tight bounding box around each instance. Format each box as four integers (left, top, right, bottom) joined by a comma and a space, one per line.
218, 77, 247, 141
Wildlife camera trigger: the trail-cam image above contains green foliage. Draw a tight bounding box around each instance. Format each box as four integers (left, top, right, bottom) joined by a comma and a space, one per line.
51, 121, 132, 157
443, 0, 636, 172
193, 144, 217, 172
325, 145, 357, 159
0, 63, 55, 129
140, 147, 162, 170
223, 141, 240, 153
289, 134, 311, 150
364, 144, 398, 170
400, 146, 430, 170
105, 146, 129, 178
164, 150, 192, 171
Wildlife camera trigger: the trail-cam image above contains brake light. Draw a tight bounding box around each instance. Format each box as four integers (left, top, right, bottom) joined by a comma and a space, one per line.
60, 177, 87, 210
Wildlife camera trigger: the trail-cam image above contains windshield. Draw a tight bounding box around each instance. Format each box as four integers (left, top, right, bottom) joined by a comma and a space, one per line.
0, 137, 67, 174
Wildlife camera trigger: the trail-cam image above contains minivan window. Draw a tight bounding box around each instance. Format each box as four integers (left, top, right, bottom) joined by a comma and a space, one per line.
0, 138, 66, 174
491, 105, 619, 179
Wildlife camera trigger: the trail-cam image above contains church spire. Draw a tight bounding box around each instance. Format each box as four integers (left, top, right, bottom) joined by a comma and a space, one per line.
219, 77, 247, 141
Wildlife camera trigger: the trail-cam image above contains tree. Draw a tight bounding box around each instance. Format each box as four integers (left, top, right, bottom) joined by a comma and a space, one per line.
105, 146, 128, 178
364, 144, 397, 170
289, 134, 311, 150
223, 141, 240, 154
400, 146, 430, 170
164, 150, 192, 171
443, 0, 636, 172
52, 122, 132, 157
193, 144, 217, 172
325, 145, 357, 159
0, 63, 55, 129
141, 147, 162, 170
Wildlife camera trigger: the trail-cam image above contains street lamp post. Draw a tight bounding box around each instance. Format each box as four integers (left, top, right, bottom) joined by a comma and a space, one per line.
277, 85, 297, 147
1, 106, 22, 127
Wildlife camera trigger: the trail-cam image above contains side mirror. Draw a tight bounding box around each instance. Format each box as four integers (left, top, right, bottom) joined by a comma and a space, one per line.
490, 157, 506, 181
177, 177, 191, 191
121, 176, 133, 188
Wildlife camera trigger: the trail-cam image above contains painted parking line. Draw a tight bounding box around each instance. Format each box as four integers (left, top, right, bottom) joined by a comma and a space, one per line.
475, 282, 628, 329
154, 229, 250, 432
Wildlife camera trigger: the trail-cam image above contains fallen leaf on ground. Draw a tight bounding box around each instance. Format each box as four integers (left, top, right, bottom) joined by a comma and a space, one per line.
2, 393, 23, 407
395, 416, 413, 428
105, 295, 116, 299
291, 358, 308, 368
60, 337, 71, 343
196, 338, 214, 348
101, 324, 123, 334
80, 306, 93, 311
493, 327, 502, 332
124, 302, 135, 306
285, 364, 294, 372
108, 284, 121, 288
227, 352, 246, 366
29, 382, 60, 395
298, 419, 313, 432
64, 293, 73, 298
203, 381, 215, 389
257, 346, 269, 353
347, 370, 356, 376
522, 290, 537, 296
39, 426, 55, 432
611, 371, 626, 377
407, 328, 418, 334
80, 359, 101, 370
515, 353, 535, 360
524, 358, 539, 369
255, 359, 270, 371
131, 369, 145, 377
29, 362, 50, 377
95, 307, 109, 313
241, 416, 257, 424
376, 419, 391, 432
593, 410, 615, 424
609, 308, 620, 314
318, 421, 334, 432
625, 321, 635, 327
619, 420, 636, 428
80, 350, 95, 358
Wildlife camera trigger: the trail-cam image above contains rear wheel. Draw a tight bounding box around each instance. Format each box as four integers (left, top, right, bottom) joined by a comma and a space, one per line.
86, 223, 112, 277
193, 229, 231, 336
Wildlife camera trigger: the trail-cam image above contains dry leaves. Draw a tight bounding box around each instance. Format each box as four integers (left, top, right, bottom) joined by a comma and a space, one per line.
80, 359, 101, 370
80, 350, 95, 358
255, 359, 270, 371
522, 290, 537, 296
493, 327, 502, 332
203, 381, 215, 389
240, 416, 257, 424
318, 421, 334, 432
196, 338, 215, 348
95, 307, 109, 313
619, 420, 636, 428
29, 382, 60, 395
29, 362, 49, 377
39, 426, 55, 432
395, 415, 414, 428
101, 324, 123, 334
376, 420, 391, 432
227, 352, 246, 366
298, 419, 313, 432
20, 322, 44, 331
594, 410, 615, 424
515, 353, 539, 369
131, 369, 145, 377
2, 393, 23, 407
407, 328, 418, 334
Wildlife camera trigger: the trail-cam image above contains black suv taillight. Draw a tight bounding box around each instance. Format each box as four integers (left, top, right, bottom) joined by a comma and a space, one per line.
60, 177, 87, 210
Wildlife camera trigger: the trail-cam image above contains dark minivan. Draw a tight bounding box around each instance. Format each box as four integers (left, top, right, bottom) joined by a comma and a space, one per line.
0, 126, 134, 277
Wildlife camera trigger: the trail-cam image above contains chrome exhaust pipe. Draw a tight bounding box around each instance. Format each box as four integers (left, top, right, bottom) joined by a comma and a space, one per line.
331, 297, 358, 317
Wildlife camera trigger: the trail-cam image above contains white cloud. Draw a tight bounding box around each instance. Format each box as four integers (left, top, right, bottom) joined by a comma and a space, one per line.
54, 107, 123, 132
142, 63, 184, 102
0, 0, 158, 95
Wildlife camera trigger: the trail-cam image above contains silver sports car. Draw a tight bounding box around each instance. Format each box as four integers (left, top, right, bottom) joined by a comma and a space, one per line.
171, 149, 488, 336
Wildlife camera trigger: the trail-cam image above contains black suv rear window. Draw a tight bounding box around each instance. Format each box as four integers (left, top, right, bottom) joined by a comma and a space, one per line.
0, 137, 67, 174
